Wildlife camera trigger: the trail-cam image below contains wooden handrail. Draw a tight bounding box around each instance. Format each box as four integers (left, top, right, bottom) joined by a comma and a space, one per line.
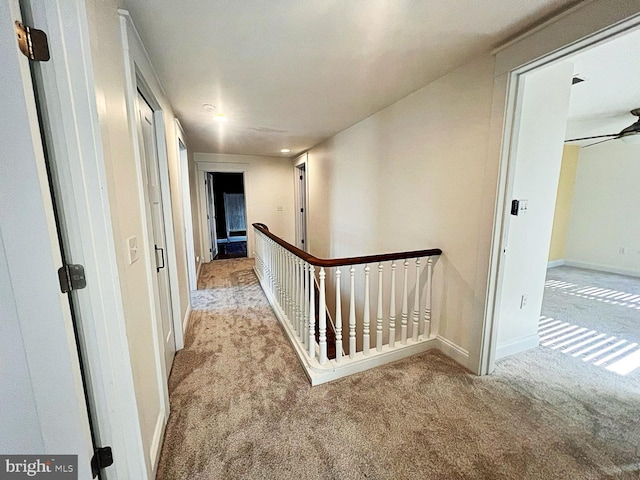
253, 223, 442, 267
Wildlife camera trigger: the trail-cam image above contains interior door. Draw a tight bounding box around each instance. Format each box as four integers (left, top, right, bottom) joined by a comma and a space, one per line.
493, 61, 575, 364
2, 1, 95, 476
137, 91, 176, 373
206, 172, 218, 258
296, 164, 307, 250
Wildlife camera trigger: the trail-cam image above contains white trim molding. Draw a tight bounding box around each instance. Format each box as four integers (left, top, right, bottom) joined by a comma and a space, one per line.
436, 336, 470, 368
495, 334, 540, 361
547, 259, 565, 268
564, 260, 640, 278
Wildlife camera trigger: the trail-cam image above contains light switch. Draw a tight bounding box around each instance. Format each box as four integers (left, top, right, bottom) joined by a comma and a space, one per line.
127, 236, 139, 265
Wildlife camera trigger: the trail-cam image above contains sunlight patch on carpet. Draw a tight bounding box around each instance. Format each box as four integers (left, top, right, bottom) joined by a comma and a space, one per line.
538, 316, 640, 376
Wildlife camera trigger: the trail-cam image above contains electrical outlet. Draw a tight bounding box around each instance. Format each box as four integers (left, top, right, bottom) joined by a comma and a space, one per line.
619, 247, 627, 255
520, 294, 527, 309
277, 205, 284, 212
127, 236, 139, 265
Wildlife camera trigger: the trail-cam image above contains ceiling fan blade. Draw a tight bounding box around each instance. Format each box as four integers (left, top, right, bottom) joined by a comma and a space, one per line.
583, 137, 616, 148
564, 133, 618, 142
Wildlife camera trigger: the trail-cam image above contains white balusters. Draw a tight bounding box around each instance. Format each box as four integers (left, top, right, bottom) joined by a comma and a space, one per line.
424, 257, 434, 338
401, 259, 409, 345
318, 267, 327, 365
389, 261, 396, 348
298, 259, 305, 339
363, 264, 371, 355
303, 262, 309, 348
253, 226, 441, 378
376, 263, 383, 352
349, 266, 356, 358
294, 257, 300, 336
335, 268, 343, 362
412, 258, 421, 342
308, 265, 315, 358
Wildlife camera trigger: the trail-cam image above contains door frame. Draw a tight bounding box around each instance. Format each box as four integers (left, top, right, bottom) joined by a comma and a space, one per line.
294, 153, 309, 251
135, 88, 177, 376
120, 11, 185, 360
176, 123, 197, 291
15, 1, 149, 478
197, 162, 252, 259
479, 9, 640, 375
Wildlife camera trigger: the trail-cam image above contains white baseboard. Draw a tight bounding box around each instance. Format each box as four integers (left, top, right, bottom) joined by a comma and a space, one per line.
547, 259, 565, 268
495, 333, 539, 360
182, 304, 192, 336
196, 259, 203, 283
149, 411, 166, 471
564, 260, 640, 278
436, 336, 469, 367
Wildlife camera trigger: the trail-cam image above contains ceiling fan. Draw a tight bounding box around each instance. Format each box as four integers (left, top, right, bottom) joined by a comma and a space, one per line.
565, 108, 640, 147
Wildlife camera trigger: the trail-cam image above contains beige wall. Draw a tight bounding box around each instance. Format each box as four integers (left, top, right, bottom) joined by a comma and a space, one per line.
565, 141, 640, 275
193, 153, 296, 263
548, 146, 579, 262
306, 56, 497, 365
85, 1, 190, 475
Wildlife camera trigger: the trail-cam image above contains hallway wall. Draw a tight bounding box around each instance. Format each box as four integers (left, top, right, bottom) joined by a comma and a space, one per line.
193, 153, 295, 263
306, 56, 497, 369
85, 1, 191, 475
565, 141, 640, 275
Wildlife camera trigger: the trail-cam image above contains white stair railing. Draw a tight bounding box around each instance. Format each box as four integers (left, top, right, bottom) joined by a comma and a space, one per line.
252, 223, 441, 386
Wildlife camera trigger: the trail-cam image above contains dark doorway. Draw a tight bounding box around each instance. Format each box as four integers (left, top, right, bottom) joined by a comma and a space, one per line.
209, 172, 247, 259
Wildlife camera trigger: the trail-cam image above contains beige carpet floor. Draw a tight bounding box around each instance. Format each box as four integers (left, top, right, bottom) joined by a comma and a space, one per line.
156, 258, 640, 479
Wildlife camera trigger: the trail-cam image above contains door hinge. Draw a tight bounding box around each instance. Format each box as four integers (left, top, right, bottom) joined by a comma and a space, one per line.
300, 208, 304, 212
301, 239, 305, 244
91, 446, 113, 478
299, 175, 303, 180
58, 264, 87, 293
15, 21, 50, 62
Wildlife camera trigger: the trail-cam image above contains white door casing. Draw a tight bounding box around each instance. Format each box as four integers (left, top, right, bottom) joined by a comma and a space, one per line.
3, 1, 148, 478
137, 91, 176, 374
481, 8, 640, 375
177, 134, 197, 291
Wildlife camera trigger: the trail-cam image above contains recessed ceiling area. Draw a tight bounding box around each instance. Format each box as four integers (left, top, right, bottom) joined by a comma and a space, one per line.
121, 0, 581, 157
565, 28, 640, 147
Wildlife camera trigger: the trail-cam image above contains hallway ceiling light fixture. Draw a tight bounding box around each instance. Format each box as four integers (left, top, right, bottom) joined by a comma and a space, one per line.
280, 148, 291, 154
213, 113, 228, 122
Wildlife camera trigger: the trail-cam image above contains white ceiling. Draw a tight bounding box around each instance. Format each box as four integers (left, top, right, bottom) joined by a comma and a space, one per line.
121, 0, 581, 157
565, 28, 640, 146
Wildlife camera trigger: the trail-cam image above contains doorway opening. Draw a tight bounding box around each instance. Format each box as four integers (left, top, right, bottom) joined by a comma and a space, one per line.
486, 18, 640, 372
207, 172, 248, 260
294, 162, 307, 251
483, 16, 640, 460
178, 138, 197, 291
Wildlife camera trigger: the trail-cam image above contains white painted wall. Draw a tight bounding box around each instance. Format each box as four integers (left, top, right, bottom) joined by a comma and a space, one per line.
565, 141, 640, 275
84, 1, 194, 475
304, 1, 640, 373
306, 56, 497, 368
193, 153, 295, 261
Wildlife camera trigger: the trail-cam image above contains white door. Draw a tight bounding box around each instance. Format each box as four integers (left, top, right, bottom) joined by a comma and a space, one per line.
1, 1, 94, 475
206, 172, 218, 259
137, 91, 176, 373
491, 61, 575, 364
296, 164, 308, 250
